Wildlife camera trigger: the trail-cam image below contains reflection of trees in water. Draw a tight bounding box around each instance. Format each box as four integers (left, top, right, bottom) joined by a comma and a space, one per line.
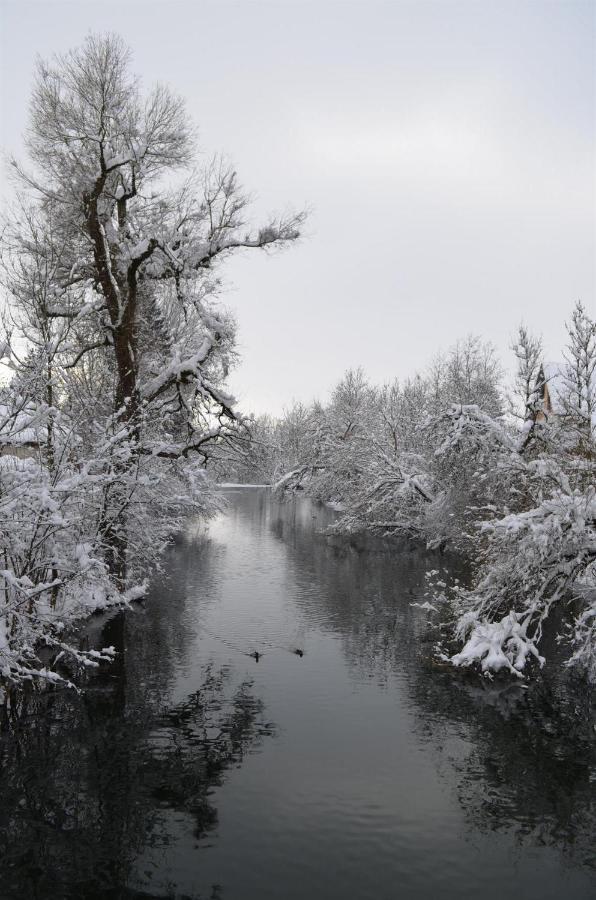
0, 613, 273, 899
268, 495, 596, 875
141, 666, 274, 843
269, 494, 448, 682
128, 528, 225, 708
410, 663, 596, 872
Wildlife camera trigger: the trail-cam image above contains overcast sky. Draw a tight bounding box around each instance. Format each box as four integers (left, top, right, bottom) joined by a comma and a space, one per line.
1, 0, 594, 414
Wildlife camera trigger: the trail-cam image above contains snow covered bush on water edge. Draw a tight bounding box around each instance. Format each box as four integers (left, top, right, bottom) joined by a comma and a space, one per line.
445, 487, 596, 680
0, 453, 119, 685
0, 406, 224, 686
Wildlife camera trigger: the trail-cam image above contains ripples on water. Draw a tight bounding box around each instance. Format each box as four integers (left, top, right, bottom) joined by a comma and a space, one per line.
0, 488, 594, 899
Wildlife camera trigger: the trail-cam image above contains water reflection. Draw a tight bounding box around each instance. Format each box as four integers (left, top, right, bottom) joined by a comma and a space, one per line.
409, 665, 596, 869
267, 493, 596, 875
0, 490, 594, 900
0, 609, 274, 899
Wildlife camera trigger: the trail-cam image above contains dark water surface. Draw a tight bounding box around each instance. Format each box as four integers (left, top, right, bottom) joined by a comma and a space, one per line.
1, 488, 595, 900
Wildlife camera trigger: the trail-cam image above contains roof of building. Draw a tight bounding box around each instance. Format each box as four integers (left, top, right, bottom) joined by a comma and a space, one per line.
540, 362, 566, 415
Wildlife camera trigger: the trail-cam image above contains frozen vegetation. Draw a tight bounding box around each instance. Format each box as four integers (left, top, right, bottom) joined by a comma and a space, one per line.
226, 311, 596, 681
0, 35, 302, 686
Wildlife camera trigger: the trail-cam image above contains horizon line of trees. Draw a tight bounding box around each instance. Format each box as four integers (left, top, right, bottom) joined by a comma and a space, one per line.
223, 304, 596, 681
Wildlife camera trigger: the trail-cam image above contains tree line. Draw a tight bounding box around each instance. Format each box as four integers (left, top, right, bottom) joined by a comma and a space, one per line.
227, 310, 596, 680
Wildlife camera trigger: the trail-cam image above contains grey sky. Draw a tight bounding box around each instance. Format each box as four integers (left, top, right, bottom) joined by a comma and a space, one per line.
1, 0, 594, 414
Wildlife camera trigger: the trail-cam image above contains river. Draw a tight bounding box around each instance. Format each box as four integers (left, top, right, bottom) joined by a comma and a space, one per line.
0, 487, 594, 899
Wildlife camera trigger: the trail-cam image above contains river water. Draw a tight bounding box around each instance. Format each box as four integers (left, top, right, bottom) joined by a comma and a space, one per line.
0, 488, 594, 900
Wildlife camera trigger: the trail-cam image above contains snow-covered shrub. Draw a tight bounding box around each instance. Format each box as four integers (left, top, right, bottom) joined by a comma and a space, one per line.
448, 485, 596, 678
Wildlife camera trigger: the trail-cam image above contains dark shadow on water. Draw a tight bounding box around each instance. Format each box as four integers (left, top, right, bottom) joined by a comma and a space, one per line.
265, 493, 596, 878
0, 602, 274, 900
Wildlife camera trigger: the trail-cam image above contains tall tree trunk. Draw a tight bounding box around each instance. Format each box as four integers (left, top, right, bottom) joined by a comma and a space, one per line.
86, 189, 141, 584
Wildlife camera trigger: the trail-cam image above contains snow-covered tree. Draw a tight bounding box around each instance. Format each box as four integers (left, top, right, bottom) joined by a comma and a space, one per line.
442, 306, 596, 679
427, 335, 503, 416
558, 300, 596, 447
262, 313, 595, 680
0, 33, 303, 684
510, 324, 543, 422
